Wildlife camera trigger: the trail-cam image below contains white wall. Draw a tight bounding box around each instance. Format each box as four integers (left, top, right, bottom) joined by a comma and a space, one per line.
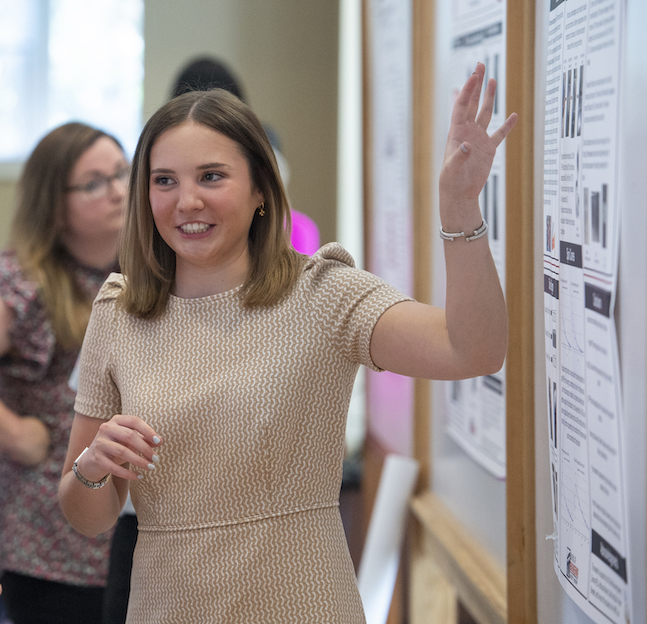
143, 0, 339, 244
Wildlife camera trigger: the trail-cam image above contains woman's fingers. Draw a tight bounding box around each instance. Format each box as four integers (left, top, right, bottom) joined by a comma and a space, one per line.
89, 450, 145, 481
452, 71, 517, 146
95, 432, 159, 473
441, 62, 517, 203
103, 415, 162, 456
454, 64, 513, 138
88, 415, 163, 480
490, 112, 519, 147
475, 78, 496, 129
452, 67, 481, 125
108, 414, 162, 447
466, 64, 485, 121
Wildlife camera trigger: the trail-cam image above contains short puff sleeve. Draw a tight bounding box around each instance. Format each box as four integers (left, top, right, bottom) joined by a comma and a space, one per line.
304, 243, 413, 371
73, 273, 124, 420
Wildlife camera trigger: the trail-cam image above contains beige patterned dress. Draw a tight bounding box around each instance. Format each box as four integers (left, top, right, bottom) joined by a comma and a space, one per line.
74, 243, 411, 624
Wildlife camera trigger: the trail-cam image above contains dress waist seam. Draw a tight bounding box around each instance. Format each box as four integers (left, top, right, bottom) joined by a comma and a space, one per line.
137, 500, 339, 533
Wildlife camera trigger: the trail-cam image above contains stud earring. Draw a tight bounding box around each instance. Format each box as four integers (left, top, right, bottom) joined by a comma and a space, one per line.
258, 203, 265, 217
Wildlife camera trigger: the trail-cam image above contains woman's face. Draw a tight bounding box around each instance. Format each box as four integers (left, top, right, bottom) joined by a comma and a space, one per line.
64, 136, 128, 246
148, 121, 263, 293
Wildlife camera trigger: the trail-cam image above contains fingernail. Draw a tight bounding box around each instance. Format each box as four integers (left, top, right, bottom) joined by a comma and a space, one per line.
137, 474, 144, 480
152, 454, 159, 463
153, 436, 161, 445
148, 463, 156, 471
461, 143, 469, 153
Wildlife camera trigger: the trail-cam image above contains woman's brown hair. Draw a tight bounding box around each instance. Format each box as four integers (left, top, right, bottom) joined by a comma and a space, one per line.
10, 122, 124, 348
119, 88, 303, 318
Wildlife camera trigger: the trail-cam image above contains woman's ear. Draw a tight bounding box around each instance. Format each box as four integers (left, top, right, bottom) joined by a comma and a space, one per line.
254, 188, 265, 207
55, 198, 69, 233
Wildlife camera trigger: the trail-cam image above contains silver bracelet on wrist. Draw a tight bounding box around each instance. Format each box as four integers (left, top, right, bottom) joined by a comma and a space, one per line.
73, 447, 111, 490
440, 219, 488, 242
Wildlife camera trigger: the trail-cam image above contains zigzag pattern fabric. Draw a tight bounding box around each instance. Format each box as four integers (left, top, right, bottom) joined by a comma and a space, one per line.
75, 243, 411, 623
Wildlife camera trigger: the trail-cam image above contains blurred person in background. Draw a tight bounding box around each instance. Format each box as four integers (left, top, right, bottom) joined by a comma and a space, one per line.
0, 122, 127, 624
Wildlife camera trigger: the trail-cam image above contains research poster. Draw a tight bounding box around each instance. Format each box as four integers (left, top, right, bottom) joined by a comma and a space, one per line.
366, 0, 415, 455
369, 0, 413, 299
542, 1, 631, 622
444, 0, 507, 479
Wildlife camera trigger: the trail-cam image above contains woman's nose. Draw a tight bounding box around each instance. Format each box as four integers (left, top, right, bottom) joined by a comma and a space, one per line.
108, 175, 128, 201
177, 184, 204, 211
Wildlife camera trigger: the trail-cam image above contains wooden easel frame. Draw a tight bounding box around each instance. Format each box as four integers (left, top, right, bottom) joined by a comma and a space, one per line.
504, 1, 537, 622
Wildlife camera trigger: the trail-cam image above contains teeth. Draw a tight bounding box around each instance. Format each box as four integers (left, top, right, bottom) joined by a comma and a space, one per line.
180, 223, 210, 233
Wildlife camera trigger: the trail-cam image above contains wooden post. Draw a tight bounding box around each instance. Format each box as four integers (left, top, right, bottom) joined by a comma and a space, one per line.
505, 0, 537, 622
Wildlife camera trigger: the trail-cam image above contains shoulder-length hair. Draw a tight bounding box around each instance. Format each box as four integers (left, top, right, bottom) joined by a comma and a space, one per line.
10, 122, 124, 348
119, 88, 303, 319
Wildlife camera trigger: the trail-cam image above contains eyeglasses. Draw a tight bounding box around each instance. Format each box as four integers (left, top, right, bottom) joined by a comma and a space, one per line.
66, 166, 130, 200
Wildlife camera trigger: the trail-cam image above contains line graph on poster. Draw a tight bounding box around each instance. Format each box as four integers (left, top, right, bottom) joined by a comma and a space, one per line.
560, 458, 591, 543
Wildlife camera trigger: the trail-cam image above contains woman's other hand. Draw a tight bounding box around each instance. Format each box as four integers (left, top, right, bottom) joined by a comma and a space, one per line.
74, 414, 163, 483
0, 298, 51, 466
1, 415, 51, 466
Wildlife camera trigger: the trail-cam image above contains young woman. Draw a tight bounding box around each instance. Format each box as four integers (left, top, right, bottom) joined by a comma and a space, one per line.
59, 64, 516, 623
0, 122, 127, 624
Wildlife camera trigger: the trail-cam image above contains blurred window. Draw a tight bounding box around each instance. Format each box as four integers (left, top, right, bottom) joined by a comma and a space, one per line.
0, 0, 143, 162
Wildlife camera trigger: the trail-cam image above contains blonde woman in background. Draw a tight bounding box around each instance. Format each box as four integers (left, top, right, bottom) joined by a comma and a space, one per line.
0, 122, 127, 624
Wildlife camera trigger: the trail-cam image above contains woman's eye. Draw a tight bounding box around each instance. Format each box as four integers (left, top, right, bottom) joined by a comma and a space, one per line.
204, 172, 222, 182
153, 176, 173, 186
84, 179, 103, 193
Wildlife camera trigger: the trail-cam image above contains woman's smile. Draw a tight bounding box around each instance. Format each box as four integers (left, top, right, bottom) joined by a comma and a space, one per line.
178, 221, 214, 235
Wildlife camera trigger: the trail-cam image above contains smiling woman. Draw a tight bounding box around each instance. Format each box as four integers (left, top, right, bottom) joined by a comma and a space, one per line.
148, 122, 264, 299
118, 89, 302, 320
58, 72, 515, 623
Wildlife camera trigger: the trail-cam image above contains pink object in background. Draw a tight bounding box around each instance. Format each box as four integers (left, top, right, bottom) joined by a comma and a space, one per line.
290, 209, 320, 255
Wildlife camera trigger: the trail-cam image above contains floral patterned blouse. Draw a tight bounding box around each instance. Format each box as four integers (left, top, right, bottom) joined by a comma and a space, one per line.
0, 249, 114, 586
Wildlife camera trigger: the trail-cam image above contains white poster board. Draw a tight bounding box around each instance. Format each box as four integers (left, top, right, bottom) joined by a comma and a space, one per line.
366, 0, 415, 456
444, 0, 508, 479
431, 0, 506, 568
541, 1, 632, 622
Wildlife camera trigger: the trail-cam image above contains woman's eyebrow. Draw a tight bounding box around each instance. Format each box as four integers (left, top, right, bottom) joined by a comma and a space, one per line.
75, 163, 128, 179
150, 163, 232, 174
197, 162, 230, 170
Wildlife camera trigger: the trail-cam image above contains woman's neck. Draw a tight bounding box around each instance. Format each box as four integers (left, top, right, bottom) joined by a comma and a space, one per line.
173, 254, 250, 299
62, 233, 119, 270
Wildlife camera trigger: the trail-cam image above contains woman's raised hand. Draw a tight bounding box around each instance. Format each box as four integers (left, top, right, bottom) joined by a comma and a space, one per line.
76, 414, 163, 482
439, 63, 517, 222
